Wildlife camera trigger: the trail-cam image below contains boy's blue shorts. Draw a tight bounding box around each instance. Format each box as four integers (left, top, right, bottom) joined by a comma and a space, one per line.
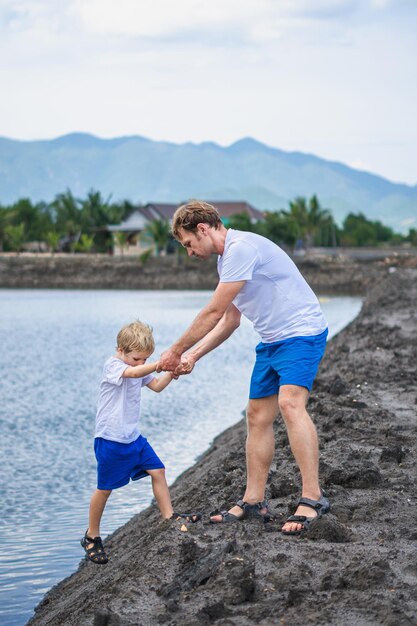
249, 328, 328, 399
94, 434, 165, 491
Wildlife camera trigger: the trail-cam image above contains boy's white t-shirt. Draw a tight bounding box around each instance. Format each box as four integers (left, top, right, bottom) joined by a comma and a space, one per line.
217, 229, 327, 343
95, 356, 154, 443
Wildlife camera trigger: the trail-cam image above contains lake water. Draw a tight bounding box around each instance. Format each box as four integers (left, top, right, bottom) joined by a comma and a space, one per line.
0, 290, 362, 626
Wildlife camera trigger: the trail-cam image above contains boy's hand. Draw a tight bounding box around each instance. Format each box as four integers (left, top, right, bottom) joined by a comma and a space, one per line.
174, 355, 195, 376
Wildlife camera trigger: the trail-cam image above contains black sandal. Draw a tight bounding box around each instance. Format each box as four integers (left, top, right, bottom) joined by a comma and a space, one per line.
81, 531, 108, 564
172, 512, 202, 523
281, 494, 330, 536
209, 499, 270, 524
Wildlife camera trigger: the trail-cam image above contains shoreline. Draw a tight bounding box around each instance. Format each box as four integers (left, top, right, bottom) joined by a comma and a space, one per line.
2, 252, 416, 294
26, 264, 417, 625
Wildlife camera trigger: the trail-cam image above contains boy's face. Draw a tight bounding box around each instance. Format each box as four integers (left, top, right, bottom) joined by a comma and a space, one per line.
118, 349, 152, 366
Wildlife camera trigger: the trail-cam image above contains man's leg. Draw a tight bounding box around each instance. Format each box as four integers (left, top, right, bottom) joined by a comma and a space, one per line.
210, 394, 278, 521
278, 384, 322, 533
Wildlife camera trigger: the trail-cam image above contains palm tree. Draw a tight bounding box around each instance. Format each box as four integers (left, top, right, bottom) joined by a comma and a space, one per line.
45, 231, 60, 254
284, 196, 333, 248
306, 195, 333, 247
114, 231, 128, 256
143, 219, 171, 256
76, 233, 95, 253
5, 223, 25, 253
51, 190, 81, 238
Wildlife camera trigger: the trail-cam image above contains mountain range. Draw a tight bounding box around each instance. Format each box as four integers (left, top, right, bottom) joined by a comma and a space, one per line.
0, 133, 416, 232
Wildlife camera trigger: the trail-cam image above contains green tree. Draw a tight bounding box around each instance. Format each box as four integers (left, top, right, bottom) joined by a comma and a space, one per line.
80, 190, 112, 228
143, 219, 171, 256
45, 231, 60, 253
340, 213, 398, 246
7, 199, 53, 242
0, 206, 10, 251
113, 231, 128, 256
227, 213, 256, 232
283, 195, 334, 248
407, 228, 417, 246
51, 190, 82, 237
5, 223, 25, 253
258, 211, 298, 247
76, 233, 95, 253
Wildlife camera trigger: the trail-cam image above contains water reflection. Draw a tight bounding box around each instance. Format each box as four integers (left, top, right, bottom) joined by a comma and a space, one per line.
0, 290, 361, 626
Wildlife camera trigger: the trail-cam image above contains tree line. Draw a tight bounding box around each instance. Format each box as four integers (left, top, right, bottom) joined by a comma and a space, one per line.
0, 189, 415, 253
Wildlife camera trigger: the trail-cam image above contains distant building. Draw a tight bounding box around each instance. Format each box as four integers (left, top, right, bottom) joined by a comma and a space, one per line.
107, 200, 264, 256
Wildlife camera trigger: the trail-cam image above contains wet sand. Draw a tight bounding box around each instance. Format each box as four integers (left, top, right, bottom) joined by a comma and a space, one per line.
28, 265, 417, 626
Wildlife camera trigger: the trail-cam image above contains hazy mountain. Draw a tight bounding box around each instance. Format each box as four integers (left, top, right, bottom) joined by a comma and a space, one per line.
0, 133, 416, 232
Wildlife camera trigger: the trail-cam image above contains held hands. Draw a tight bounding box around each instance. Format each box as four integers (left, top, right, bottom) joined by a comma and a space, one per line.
157, 348, 182, 372
156, 351, 195, 377
174, 355, 195, 376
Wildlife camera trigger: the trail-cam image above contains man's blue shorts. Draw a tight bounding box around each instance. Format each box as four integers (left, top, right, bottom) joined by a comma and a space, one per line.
249, 328, 328, 399
94, 434, 165, 491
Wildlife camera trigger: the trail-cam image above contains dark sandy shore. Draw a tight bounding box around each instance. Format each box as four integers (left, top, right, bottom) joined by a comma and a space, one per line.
27, 264, 417, 626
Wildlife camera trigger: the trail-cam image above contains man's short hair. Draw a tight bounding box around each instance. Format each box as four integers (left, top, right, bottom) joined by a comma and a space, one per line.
117, 320, 155, 354
172, 200, 222, 240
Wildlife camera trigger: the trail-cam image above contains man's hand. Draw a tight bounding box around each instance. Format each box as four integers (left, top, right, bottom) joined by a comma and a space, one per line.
158, 347, 182, 372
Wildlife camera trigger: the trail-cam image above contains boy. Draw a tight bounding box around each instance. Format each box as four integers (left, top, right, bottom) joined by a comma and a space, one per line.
81, 320, 200, 565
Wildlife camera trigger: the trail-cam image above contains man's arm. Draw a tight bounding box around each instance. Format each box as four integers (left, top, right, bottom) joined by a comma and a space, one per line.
182, 303, 241, 367
158, 281, 245, 370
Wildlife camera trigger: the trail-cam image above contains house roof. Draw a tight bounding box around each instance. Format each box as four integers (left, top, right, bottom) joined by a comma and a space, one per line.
106, 209, 149, 232
146, 203, 178, 220
107, 200, 264, 232
145, 201, 265, 222
206, 201, 264, 222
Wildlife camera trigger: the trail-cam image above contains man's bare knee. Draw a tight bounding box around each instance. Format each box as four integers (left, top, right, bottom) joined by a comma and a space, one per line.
278, 387, 309, 422
246, 400, 277, 430
278, 395, 299, 417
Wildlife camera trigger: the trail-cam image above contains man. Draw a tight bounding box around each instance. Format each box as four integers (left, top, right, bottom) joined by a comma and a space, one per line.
159, 200, 329, 534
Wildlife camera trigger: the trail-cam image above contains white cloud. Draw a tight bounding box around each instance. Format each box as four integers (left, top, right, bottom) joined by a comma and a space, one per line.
67, 0, 363, 41
68, 0, 265, 38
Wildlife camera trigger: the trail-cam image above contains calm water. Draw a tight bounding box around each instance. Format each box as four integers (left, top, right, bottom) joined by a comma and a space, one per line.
0, 290, 361, 626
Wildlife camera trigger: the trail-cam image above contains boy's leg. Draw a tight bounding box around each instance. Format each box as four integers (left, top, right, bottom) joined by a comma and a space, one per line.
147, 469, 174, 520
88, 488, 112, 539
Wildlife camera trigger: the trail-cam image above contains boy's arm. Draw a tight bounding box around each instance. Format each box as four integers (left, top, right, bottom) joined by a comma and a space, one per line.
122, 361, 158, 379
146, 372, 176, 393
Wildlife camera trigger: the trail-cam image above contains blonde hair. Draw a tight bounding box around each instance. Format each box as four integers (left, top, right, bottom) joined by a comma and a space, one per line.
117, 320, 155, 354
172, 200, 222, 239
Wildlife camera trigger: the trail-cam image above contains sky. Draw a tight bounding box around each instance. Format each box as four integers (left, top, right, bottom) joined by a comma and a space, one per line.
1, 0, 417, 185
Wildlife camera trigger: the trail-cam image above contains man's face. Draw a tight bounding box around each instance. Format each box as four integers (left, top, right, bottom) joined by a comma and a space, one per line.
178, 226, 213, 260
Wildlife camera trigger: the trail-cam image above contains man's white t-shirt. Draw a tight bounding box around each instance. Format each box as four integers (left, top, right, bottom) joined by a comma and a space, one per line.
217, 229, 327, 343
94, 356, 154, 443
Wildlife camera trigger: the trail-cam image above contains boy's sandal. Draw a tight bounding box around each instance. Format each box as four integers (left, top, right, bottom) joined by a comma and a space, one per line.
209, 499, 271, 524
81, 531, 109, 564
172, 512, 202, 523
281, 495, 330, 536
